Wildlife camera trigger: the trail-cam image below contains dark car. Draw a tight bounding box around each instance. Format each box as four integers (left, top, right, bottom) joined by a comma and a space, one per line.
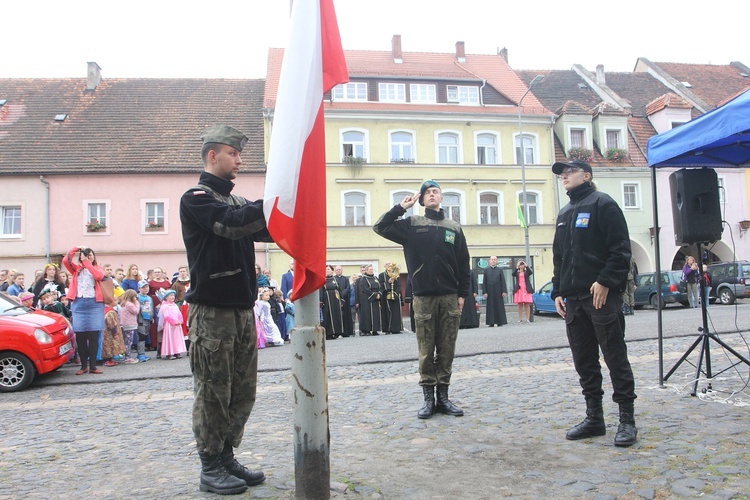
0, 292, 75, 392
707, 261, 750, 305
634, 271, 689, 309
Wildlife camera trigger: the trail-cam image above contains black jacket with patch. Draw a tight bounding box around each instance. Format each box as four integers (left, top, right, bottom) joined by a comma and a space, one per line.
551, 182, 631, 300
180, 172, 272, 309
373, 205, 470, 298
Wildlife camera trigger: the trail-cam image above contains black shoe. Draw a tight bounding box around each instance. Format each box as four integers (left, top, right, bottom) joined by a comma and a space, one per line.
418, 385, 435, 419
198, 451, 248, 495
220, 443, 266, 486
566, 399, 606, 440
435, 384, 464, 417
614, 402, 637, 447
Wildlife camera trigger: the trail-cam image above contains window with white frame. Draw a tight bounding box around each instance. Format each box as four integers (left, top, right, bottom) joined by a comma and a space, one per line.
344, 192, 368, 226
606, 129, 622, 149
85, 201, 109, 232
622, 183, 640, 209
409, 84, 436, 103
570, 129, 585, 149
442, 192, 461, 223
390, 131, 414, 162
446, 85, 479, 104
479, 192, 500, 225
332, 82, 367, 101
515, 134, 536, 164
378, 83, 406, 102
144, 200, 167, 231
476, 133, 498, 164
517, 191, 539, 225
342, 130, 366, 161
1, 206, 21, 237
437, 132, 460, 163
392, 191, 415, 217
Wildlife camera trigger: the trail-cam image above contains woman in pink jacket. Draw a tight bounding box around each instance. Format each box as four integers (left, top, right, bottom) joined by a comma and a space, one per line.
62, 246, 106, 375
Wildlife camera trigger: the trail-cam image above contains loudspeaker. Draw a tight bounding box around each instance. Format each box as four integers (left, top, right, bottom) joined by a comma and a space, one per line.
669, 168, 722, 245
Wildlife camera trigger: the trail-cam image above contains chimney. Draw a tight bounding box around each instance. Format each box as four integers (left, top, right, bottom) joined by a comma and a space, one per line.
596, 64, 606, 86
86, 62, 101, 91
455, 41, 466, 63
391, 35, 403, 64
498, 47, 508, 63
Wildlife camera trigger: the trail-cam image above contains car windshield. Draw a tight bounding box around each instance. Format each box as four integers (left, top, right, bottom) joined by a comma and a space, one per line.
0, 292, 30, 315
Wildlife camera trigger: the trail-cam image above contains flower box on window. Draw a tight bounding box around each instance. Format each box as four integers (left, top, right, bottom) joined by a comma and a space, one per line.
605, 148, 627, 162
568, 147, 593, 162
145, 222, 164, 231
85, 220, 106, 232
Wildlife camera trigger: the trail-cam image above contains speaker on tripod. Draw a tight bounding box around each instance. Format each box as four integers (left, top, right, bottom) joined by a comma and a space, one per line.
669, 168, 722, 245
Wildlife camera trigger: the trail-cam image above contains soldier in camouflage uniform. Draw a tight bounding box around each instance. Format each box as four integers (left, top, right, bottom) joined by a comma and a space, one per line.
374, 180, 471, 419
180, 125, 273, 495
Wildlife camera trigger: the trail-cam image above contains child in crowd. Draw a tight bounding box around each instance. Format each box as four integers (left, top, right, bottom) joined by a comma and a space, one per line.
255, 288, 284, 347
273, 288, 288, 342
102, 304, 126, 366
118, 290, 140, 364
39, 287, 72, 319
136, 280, 153, 362
157, 289, 187, 359
18, 291, 35, 309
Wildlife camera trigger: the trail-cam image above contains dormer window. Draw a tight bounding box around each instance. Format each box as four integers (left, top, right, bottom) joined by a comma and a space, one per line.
409, 84, 436, 103
332, 82, 367, 101
606, 129, 622, 149
379, 83, 406, 103
446, 85, 479, 104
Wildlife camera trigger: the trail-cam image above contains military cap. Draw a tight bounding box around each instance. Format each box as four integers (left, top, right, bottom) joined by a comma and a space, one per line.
418, 179, 441, 206
200, 125, 248, 152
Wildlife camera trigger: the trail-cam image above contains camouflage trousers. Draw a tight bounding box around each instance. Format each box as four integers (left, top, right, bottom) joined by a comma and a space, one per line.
413, 294, 461, 386
188, 303, 258, 455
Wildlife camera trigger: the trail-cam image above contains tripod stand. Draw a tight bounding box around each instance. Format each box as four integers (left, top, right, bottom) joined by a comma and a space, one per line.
664, 243, 750, 396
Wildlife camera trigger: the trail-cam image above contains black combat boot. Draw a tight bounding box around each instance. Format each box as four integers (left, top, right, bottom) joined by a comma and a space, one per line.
417, 385, 435, 419
614, 402, 638, 447
220, 442, 266, 486
566, 398, 606, 440
435, 384, 464, 417
197, 451, 248, 495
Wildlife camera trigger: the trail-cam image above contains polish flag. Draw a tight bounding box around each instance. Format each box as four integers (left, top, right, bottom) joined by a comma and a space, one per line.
264, 0, 348, 300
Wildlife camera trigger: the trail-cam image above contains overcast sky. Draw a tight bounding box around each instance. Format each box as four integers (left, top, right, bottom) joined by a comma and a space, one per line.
3, 0, 747, 79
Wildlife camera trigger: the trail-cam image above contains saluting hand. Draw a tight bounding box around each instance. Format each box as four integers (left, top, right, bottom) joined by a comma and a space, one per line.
400, 193, 419, 209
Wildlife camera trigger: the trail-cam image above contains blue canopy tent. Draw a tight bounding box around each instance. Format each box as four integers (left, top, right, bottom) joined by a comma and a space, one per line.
647, 88, 750, 391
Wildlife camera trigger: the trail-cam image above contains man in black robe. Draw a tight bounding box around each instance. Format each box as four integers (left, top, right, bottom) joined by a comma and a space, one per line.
460, 268, 480, 329
356, 265, 382, 335
483, 256, 508, 327
333, 266, 353, 337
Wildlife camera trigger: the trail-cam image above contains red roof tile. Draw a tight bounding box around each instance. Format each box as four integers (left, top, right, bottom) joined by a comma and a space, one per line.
0, 78, 266, 175
652, 62, 750, 108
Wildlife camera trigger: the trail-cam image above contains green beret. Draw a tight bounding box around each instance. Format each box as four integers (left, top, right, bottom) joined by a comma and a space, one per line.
419, 179, 441, 206
200, 125, 248, 152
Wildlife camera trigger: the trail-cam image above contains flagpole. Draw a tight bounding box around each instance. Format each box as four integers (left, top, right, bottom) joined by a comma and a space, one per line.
291, 291, 330, 499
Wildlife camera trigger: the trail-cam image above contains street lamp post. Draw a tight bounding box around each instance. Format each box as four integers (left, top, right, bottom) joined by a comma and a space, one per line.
517, 74, 544, 279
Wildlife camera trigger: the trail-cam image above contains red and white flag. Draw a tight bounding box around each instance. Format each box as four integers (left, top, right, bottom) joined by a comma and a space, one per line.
264, 0, 348, 300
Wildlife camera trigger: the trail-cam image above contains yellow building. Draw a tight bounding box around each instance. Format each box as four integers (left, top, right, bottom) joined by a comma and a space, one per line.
264, 37, 556, 296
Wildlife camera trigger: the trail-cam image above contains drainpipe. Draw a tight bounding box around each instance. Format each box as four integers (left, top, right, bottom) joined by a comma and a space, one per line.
39, 176, 50, 262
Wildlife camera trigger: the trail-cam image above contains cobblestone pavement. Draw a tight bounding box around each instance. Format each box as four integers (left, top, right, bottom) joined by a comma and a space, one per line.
1, 334, 749, 499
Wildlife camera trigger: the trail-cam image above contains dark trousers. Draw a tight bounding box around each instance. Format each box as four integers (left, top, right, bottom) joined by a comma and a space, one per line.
565, 294, 636, 404
76, 330, 100, 371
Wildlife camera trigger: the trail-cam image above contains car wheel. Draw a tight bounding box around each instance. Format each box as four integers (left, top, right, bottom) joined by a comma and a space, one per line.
532, 303, 540, 315
718, 288, 735, 305
0, 352, 36, 393
650, 294, 664, 310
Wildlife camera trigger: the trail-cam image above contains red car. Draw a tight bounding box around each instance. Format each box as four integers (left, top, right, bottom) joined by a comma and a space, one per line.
0, 292, 75, 392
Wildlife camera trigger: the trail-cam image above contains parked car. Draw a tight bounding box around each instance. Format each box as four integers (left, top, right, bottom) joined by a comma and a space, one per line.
707, 260, 750, 305
532, 281, 559, 315
0, 292, 75, 392
634, 271, 689, 309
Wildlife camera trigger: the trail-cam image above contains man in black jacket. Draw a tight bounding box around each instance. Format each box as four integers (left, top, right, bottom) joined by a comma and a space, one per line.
180, 125, 272, 494
374, 180, 470, 419
551, 160, 637, 447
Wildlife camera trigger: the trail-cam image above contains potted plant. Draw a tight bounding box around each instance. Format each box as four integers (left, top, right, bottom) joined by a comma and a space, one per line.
342, 155, 365, 176
85, 220, 106, 232
568, 147, 593, 162
145, 221, 164, 231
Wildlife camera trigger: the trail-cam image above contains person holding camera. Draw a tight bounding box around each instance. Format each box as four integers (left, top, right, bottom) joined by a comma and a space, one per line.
62, 246, 106, 375
512, 260, 534, 323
